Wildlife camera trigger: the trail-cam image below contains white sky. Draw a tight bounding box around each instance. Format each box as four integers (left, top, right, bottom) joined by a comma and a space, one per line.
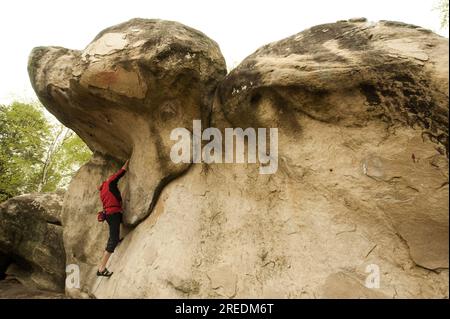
0, 0, 448, 104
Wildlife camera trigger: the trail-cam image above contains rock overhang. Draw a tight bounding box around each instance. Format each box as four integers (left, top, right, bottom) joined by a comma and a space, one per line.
28, 18, 227, 226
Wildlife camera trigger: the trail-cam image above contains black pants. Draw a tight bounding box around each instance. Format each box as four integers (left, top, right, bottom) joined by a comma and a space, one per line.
105, 212, 122, 253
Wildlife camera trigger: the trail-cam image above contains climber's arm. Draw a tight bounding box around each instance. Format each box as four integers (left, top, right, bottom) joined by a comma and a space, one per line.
106, 160, 129, 184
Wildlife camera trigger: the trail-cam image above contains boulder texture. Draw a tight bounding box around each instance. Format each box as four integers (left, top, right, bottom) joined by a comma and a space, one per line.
0, 192, 66, 292
28, 18, 448, 298
0, 278, 66, 299
28, 18, 227, 227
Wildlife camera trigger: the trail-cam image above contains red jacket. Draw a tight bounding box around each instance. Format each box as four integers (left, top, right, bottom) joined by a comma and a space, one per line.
99, 168, 126, 214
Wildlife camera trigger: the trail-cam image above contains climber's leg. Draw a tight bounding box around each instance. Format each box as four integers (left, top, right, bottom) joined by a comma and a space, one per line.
97, 212, 121, 275
105, 212, 121, 254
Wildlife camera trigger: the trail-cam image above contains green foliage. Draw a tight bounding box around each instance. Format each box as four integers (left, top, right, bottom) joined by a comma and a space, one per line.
436, 0, 449, 28
0, 101, 92, 202
0, 102, 49, 201
42, 128, 93, 192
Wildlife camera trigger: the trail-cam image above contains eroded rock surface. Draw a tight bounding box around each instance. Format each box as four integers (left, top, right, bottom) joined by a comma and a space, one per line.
0, 278, 66, 299
28, 18, 448, 298
0, 192, 65, 292
28, 18, 227, 226
216, 18, 449, 273
218, 19, 448, 153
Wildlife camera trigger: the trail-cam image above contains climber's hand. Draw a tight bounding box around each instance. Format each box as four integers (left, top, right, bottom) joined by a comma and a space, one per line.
122, 159, 129, 170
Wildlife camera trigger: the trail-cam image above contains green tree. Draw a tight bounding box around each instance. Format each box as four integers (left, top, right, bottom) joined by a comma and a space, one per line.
0, 102, 50, 201
0, 101, 92, 202
38, 125, 92, 192
436, 0, 449, 28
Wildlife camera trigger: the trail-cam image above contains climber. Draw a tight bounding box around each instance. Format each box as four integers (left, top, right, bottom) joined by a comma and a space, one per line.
96, 159, 129, 277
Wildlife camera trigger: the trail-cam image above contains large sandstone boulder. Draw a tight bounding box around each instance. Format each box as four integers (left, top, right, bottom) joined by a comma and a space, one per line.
0, 192, 66, 292
29, 18, 448, 298
216, 18, 449, 271
28, 18, 227, 226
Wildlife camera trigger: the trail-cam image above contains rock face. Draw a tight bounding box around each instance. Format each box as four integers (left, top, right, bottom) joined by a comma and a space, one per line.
0, 193, 66, 292
0, 278, 66, 299
29, 18, 448, 298
218, 20, 448, 155
216, 19, 449, 272
28, 18, 227, 226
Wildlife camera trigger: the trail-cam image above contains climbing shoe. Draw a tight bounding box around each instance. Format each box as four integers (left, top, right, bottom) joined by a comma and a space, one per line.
97, 268, 113, 277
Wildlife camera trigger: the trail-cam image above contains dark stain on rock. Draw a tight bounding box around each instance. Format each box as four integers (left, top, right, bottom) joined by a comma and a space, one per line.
250, 92, 262, 106
312, 51, 349, 63
359, 83, 381, 105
